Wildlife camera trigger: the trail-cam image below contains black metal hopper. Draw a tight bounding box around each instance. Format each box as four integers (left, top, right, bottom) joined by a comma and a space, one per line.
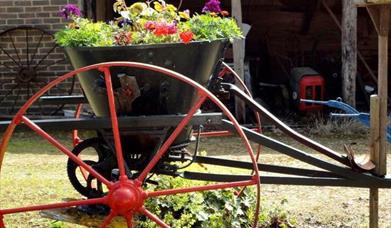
64, 40, 228, 170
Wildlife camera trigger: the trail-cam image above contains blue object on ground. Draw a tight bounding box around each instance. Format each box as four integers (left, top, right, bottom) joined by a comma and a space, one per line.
300, 98, 391, 142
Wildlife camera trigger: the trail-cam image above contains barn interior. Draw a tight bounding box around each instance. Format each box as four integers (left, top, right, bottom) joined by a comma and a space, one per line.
85, 0, 386, 116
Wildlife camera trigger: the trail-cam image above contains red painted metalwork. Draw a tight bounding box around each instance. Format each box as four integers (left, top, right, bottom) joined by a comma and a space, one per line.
0, 62, 260, 227
140, 207, 170, 228
137, 94, 208, 182
21, 115, 112, 188
72, 103, 83, 147
0, 197, 105, 215
148, 179, 256, 197
100, 66, 127, 181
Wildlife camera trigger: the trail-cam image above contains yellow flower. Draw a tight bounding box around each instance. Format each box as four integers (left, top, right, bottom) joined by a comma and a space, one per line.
153, 1, 163, 12
179, 11, 190, 20
129, 2, 147, 16
166, 4, 177, 12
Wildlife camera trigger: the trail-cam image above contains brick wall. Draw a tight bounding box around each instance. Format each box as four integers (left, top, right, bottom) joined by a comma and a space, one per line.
0, 0, 82, 116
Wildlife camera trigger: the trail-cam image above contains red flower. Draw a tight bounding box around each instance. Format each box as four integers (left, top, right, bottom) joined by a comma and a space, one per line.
154, 25, 169, 36
180, 31, 194, 44
153, 23, 177, 36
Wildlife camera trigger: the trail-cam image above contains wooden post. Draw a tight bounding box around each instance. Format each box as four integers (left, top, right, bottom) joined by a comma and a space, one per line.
376, 6, 389, 176
364, 3, 391, 228
231, 0, 246, 123
341, 0, 357, 107
370, 188, 379, 228
369, 95, 380, 228
370, 95, 380, 174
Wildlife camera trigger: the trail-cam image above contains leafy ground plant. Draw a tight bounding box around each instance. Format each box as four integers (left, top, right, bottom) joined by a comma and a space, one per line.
136, 175, 295, 228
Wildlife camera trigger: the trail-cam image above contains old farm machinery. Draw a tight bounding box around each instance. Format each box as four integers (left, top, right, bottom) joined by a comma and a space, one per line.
0, 40, 390, 227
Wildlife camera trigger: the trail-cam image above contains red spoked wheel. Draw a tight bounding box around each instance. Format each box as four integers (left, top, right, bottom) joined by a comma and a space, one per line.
0, 62, 260, 227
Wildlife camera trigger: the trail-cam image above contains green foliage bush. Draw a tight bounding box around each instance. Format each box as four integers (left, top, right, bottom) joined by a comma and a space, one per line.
185, 14, 243, 42
55, 19, 115, 47
137, 175, 296, 228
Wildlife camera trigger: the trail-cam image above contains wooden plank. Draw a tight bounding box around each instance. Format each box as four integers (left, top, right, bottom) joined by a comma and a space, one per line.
370, 95, 380, 173
369, 98, 379, 228
377, 6, 389, 176
341, 0, 357, 106
355, 0, 391, 7
367, 6, 381, 34
231, 0, 246, 122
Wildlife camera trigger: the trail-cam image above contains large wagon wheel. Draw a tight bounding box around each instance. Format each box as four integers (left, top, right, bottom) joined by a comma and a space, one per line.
0, 26, 74, 116
0, 62, 260, 227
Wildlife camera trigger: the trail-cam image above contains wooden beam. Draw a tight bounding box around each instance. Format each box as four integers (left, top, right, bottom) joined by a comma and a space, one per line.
300, 0, 321, 34
367, 6, 381, 34
355, 0, 391, 7
231, 0, 246, 122
341, 0, 357, 106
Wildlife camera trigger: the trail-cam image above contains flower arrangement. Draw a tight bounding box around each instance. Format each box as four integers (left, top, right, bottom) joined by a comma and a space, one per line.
55, 0, 243, 47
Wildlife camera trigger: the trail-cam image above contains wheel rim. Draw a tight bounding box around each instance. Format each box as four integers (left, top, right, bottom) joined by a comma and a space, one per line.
0, 62, 261, 227
0, 26, 74, 116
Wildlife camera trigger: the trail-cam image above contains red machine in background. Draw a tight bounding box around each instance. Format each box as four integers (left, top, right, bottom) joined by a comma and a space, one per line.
290, 67, 325, 112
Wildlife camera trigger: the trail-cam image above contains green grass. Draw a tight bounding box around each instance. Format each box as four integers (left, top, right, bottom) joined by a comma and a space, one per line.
1, 130, 390, 227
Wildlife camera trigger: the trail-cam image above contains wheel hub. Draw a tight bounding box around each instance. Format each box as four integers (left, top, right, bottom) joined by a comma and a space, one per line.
17, 67, 36, 83
107, 180, 146, 215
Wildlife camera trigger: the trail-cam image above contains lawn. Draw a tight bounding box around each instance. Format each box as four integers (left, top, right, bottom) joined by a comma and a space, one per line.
0, 129, 390, 227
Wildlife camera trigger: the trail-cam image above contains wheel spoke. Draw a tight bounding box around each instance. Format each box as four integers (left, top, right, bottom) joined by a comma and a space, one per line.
125, 214, 133, 228
137, 94, 207, 182
148, 179, 256, 198
32, 45, 56, 70
9, 85, 22, 114
139, 207, 169, 228
0, 83, 20, 105
0, 197, 105, 215
7, 33, 22, 67
21, 116, 113, 188
35, 57, 66, 72
100, 66, 127, 180
26, 27, 29, 67
28, 31, 44, 65
0, 62, 17, 72
100, 211, 117, 228
0, 46, 21, 68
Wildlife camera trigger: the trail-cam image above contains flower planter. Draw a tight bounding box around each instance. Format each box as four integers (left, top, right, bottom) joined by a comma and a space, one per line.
64, 40, 228, 157
64, 40, 228, 117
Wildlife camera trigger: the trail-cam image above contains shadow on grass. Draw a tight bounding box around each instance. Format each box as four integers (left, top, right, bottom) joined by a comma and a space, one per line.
2, 130, 96, 155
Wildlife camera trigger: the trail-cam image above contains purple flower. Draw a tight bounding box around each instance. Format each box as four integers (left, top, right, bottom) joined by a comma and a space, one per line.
118, 18, 132, 27
59, 4, 81, 19
202, 0, 221, 13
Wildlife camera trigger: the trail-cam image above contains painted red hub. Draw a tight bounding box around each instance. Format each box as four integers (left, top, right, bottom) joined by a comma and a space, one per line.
107, 180, 146, 215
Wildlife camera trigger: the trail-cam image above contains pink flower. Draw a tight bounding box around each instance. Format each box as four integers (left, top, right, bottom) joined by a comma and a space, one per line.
144, 21, 156, 31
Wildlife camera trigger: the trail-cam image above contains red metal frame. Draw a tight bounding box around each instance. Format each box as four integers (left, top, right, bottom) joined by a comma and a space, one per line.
0, 62, 260, 227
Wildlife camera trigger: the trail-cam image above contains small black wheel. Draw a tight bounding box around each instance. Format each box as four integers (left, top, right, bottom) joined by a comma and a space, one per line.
67, 137, 114, 198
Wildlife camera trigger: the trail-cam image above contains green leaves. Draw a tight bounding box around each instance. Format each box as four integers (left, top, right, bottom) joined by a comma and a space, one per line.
186, 14, 243, 42
55, 19, 115, 47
